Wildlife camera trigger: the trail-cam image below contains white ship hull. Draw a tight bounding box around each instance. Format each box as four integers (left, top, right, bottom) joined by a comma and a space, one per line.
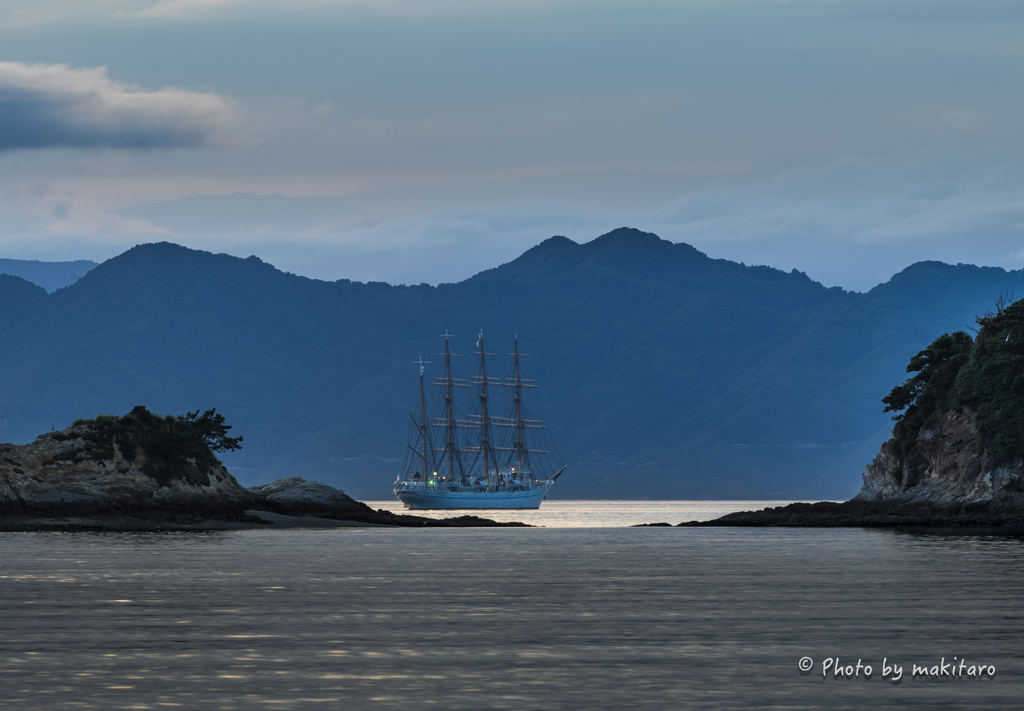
394, 483, 553, 510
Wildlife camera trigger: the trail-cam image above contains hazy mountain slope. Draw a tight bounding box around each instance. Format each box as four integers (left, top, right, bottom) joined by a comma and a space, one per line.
1, 230, 1022, 500
601, 260, 1024, 499
0, 274, 47, 324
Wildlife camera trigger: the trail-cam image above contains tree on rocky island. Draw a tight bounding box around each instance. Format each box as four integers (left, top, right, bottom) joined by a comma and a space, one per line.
68, 406, 243, 487
183, 408, 243, 453
948, 297, 1024, 459
882, 331, 974, 459
883, 295, 1024, 463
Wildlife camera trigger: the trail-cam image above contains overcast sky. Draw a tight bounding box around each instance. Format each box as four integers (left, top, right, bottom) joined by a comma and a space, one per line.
0, 0, 1023, 290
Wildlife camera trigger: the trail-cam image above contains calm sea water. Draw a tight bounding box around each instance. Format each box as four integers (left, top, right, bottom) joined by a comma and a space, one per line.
1, 503, 1022, 710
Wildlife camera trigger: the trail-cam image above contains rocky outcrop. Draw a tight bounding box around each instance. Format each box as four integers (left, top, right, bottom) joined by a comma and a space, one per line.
247, 477, 529, 527
249, 477, 370, 518
676, 500, 1024, 528
857, 406, 1024, 511
0, 428, 262, 520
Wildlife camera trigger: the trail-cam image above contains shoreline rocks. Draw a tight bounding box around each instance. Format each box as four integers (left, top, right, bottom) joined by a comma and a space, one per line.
248, 477, 530, 528
673, 499, 1024, 529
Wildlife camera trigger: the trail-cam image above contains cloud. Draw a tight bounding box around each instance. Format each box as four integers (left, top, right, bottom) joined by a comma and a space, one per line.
134, 0, 241, 20
0, 178, 171, 241
130, 0, 575, 21
0, 62, 236, 151
100, 154, 1024, 291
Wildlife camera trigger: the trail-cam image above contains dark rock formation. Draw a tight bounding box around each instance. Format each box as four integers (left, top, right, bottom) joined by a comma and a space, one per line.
248, 477, 529, 527
250, 477, 369, 518
857, 406, 1024, 509
0, 426, 261, 521
676, 500, 1024, 529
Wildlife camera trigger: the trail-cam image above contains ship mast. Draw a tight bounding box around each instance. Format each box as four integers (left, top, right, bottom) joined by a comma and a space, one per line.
502, 337, 544, 477
512, 336, 527, 471
473, 330, 499, 483
413, 355, 430, 479
434, 331, 466, 483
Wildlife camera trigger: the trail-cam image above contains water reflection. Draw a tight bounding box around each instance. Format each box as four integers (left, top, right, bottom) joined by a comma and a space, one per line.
364, 499, 807, 527
0, 522, 1022, 709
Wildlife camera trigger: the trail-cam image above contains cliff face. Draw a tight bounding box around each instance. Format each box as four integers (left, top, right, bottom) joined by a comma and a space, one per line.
0, 427, 262, 519
857, 406, 1024, 510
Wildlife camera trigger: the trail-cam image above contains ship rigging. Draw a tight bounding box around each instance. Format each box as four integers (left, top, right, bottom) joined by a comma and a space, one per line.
394, 331, 565, 509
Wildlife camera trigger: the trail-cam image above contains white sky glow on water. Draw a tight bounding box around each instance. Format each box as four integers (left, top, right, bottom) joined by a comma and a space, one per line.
364, 500, 808, 527
1, 1, 1023, 290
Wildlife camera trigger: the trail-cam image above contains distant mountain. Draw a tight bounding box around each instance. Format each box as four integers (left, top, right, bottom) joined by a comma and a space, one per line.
0, 258, 98, 293
1, 228, 1021, 501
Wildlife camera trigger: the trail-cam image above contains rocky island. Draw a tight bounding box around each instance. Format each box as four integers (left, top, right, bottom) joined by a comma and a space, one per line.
679, 298, 1024, 529
0, 406, 526, 530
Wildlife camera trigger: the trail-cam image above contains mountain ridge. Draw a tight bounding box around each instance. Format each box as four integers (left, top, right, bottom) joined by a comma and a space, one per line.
2, 229, 1023, 500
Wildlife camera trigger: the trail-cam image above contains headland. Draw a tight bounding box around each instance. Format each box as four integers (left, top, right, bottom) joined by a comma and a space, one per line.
674, 299, 1024, 530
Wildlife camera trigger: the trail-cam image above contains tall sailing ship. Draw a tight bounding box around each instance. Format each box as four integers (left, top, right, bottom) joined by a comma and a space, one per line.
393, 331, 565, 510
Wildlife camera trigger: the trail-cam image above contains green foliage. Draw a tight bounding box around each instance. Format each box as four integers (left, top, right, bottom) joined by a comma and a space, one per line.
884, 296, 1024, 463
949, 299, 1024, 459
73, 406, 242, 487
882, 331, 974, 459
183, 409, 243, 453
